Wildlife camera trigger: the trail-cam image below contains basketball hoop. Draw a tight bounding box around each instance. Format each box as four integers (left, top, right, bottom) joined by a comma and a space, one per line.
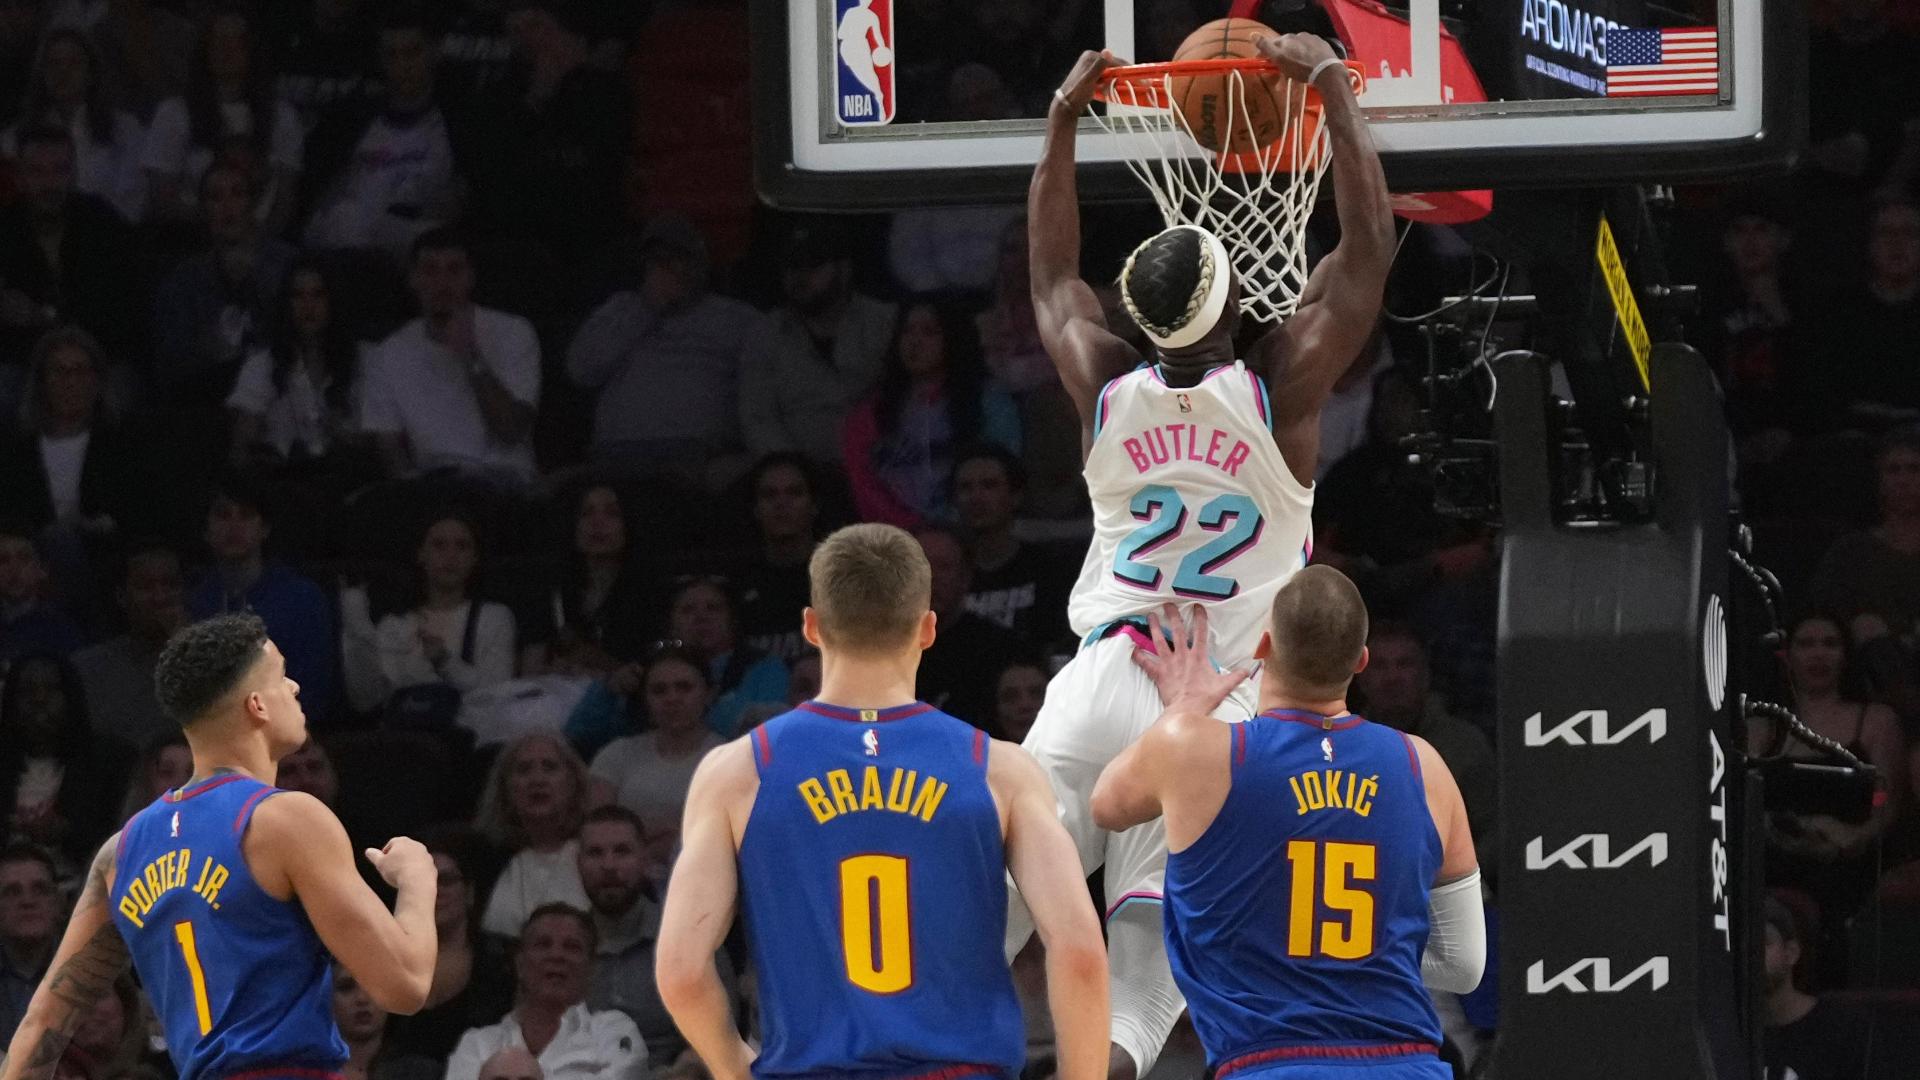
1093, 58, 1365, 325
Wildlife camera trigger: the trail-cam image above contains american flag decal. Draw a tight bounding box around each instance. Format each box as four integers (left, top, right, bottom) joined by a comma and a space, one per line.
1605, 27, 1719, 97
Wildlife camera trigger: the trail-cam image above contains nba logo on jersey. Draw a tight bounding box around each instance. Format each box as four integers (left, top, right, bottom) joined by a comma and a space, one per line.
1321, 737, 1334, 762
863, 730, 880, 756
1178, 393, 1193, 413
169, 811, 180, 837
834, 0, 895, 125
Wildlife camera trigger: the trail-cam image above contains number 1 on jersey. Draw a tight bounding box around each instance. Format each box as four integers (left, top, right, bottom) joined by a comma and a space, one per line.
1285, 840, 1377, 959
173, 920, 213, 1035
839, 854, 912, 994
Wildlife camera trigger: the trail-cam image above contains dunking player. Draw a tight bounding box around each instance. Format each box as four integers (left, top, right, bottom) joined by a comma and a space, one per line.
0, 614, 437, 1080
656, 524, 1108, 1080
1093, 576, 1484, 1079
1012, 32, 1396, 1079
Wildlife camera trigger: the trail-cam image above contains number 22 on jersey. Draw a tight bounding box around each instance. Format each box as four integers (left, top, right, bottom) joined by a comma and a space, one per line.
1286, 840, 1377, 959
1113, 485, 1264, 600
839, 855, 912, 993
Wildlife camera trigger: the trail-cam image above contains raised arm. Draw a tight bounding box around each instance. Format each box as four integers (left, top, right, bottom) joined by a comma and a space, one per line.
994, 744, 1109, 1080
247, 793, 438, 1014
1031, 50, 1142, 431
656, 742, 756, 1080
1248, 35, 1396, 470
0, 839, 131, 1080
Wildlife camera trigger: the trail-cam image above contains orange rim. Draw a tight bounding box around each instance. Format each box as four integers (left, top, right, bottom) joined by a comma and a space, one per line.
1092, 58, 1367, 109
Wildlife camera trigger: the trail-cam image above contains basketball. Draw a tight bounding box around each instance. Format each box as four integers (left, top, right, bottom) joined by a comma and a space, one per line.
1170, 17, 1289, 155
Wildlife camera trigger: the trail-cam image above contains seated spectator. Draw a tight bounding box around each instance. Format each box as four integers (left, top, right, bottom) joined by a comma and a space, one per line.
227, 259, 370, 469
274, 737, 337, 806
67, 975, 146, 1079
0, 653, 119, 865
1762, 894, 1867, 1078
1, 28, 147, 220
334, 961, 440, 1080
974, 217, 1047, 396
478, 1047, 543, 1080
911, 528, 1020, 727
460, 0, 628, 268
445, 904, 646, 1080
342, 510, 516, 717
519, 485, 651, 678
0, 843, 60, 1042
186, 475, 337, 725
0, 527, 82, 662
1751, 613, 1905, 969
990, 657, 1048, 744
665, 577, 785, 738
142, 8, 303, 229
1353, 623, 1498, 866
721, 454, 822, 662
0, 126, 142, 374
1697, 197, 1802, 457
1808, 428, 1920, 641
1808, 195, 1920, 431
385, 831, 514, 1061
843, 296, 1021, 528
360, 228, 541, 484
113, 731, 189, 822
577, 805, 734, 1066
588, 648, 721, 837
151, 163, 298, 422
952, 445, 1074, 651
476, 733, 592, 939
74, 540, 187, 749
0, 326, 145, 563
301, 9, 465, 260
566, 215, 765, 483
740, 223, 895, 467
785, 651, 821, 706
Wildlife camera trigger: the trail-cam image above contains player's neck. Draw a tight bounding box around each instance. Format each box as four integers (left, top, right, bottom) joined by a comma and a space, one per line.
1257, 682, 1352, 721
815, 651, 921, 711
183, 741, 277, 789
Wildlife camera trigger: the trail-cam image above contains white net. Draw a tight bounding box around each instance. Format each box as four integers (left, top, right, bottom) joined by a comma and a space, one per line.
1092, 65, 1335, 325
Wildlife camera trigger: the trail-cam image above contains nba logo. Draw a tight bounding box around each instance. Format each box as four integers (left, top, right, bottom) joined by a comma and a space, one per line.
1177, 393, 1193, 413
863, 730, 880, 756
835, 0, 895, 126
170, 811, 180, 837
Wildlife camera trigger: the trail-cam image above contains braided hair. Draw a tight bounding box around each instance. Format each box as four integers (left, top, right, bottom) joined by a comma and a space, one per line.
1119, 227, 1215, 344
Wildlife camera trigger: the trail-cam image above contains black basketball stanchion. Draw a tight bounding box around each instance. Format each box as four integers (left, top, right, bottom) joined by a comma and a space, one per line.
1491, 343, 1752, 1080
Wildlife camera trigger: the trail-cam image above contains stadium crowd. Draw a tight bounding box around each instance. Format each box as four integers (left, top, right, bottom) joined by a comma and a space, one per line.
0, 0, 1911, 1078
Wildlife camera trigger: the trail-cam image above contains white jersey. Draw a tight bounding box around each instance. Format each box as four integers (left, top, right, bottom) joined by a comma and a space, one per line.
1068, 360, 1313, 661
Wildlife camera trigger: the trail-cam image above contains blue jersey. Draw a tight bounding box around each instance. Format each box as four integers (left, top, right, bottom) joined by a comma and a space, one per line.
738, 702, 1025, 1080
1165, 709, 1445, 1077
111, 775, 348, 1080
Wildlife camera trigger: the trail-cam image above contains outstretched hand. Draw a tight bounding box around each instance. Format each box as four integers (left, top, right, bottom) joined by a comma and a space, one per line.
1052, 49, 1128, 115
1130, 603, 1254, 717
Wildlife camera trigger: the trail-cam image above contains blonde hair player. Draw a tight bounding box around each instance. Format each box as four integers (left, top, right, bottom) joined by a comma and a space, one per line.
1011, 33, 1396, 1080
656, 524, 1110, 1080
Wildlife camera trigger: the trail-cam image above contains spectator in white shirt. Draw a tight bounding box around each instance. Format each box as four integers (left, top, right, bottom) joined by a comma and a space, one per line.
341, 510, 517, 713
142, 8, 303, 229
586, 647, 721, 840
475, 733, 592, 940
361, 228, 541, 483
445, 904, 646, 1080
227, 259, 367, 467
477, 1047, 542, 1080
1, 28, 146, 221
302, 9, 465, 260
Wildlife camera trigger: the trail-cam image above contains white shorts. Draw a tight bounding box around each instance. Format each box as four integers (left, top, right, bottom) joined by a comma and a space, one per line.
1022, 631, 1260, 911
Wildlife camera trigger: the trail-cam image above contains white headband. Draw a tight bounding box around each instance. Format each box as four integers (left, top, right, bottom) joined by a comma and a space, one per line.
1122, 226, 1233, 351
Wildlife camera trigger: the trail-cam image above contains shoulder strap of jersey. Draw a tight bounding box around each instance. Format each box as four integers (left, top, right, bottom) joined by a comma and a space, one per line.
751, 720, 776, 778
232, 782, 284, 837
1246, 366, 1274, 433
1092, 367, 1145, 440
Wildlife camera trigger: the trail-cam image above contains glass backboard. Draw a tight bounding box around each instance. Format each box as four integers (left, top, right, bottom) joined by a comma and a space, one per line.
752, 0, 1803, 209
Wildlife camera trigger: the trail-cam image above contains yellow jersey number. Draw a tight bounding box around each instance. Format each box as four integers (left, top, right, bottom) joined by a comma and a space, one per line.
839, 854, 912, 994
173, 920, 214, 1035
1285, 840, 1377, 960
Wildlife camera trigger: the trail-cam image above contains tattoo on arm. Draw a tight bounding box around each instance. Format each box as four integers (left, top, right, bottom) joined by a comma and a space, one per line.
43, 922, 130, 1011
